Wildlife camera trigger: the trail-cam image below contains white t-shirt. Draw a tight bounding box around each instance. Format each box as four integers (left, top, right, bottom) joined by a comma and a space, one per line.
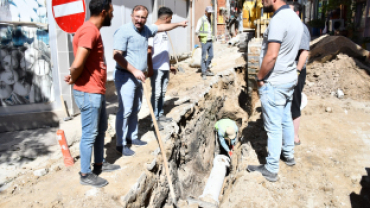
148, 32, 170, 71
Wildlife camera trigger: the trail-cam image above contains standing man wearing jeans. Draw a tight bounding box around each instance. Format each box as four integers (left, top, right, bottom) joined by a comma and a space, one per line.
148, 7, 177, 131
64, 0, 120, 188
113, 5, 187, 157
195, 6, 215, 80
247, 0, 303, 182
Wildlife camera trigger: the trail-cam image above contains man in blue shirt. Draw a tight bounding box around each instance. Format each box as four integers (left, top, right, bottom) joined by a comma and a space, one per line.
113, 5, 187, 157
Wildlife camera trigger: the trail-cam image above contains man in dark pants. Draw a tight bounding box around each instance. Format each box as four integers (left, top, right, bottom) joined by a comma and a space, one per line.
64, 0, 120, 188
288, 2, 310, 146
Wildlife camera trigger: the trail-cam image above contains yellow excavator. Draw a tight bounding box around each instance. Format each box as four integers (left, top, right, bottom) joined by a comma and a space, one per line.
242, 0, 273, 37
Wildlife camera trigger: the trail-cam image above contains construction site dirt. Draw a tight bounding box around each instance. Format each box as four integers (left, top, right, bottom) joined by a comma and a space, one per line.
1, 37, 370, 208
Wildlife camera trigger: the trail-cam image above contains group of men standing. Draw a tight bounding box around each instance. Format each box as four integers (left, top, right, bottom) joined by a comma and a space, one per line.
65, 0, 187, 187
65, 0, 310, 188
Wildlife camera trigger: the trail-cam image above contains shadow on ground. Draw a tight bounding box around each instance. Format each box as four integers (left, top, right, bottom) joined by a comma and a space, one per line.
241, 107, 268, 164
0, 128, 56, 166
350, 167, 370, 208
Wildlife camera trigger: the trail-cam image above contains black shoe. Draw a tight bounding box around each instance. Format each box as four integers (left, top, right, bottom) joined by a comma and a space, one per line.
131, 139, 147, 146
152, 121, 164, 131
247, 165, 279, 182
122, 146, 135, 157
158, 115, 173, 122
281, 156, 296, 166
93, 162, 121, 175
79, 172, 108, 188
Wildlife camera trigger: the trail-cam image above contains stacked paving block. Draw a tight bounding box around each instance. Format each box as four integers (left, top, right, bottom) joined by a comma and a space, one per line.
247, 38, 263, 89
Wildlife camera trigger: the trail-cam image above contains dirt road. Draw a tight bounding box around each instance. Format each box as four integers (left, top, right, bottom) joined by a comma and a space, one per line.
1, 41, 370, 207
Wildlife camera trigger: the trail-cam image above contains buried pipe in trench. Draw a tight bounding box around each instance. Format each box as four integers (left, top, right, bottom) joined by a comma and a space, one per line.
199, 155, 230, 206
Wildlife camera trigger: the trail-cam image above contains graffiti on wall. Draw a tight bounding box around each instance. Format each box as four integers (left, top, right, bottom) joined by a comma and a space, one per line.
0, 0, 48, 24
0, 0, 53, 106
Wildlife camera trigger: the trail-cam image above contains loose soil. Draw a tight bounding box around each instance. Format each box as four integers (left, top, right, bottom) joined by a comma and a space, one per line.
305, 54, 370, 101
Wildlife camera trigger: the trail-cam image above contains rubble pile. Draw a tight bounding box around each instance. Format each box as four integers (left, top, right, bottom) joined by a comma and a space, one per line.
305, 54, 370, 100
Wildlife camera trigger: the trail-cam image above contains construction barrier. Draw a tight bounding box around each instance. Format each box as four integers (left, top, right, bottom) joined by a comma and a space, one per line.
56, 130, 74, 167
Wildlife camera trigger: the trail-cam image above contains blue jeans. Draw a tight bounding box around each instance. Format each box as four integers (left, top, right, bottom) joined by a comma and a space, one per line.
201, 41, 214, 74
73, 89, 107, 174
114, 69, 142, 146
150, 70, 169, 120
258, 81, 296, 173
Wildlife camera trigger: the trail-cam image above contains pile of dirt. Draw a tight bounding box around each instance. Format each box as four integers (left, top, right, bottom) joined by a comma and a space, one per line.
305, 54, 370, 100
309, 35, 370, 63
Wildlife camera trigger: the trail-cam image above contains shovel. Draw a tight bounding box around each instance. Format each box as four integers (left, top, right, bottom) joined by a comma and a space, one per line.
167, 33, 185, 73
142, 82, 179, 207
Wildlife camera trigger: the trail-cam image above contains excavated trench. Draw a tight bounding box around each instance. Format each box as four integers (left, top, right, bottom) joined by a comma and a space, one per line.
122, 67, 257, 208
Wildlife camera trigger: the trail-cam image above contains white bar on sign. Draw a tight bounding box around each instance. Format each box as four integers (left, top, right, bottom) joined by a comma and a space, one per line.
53, 1, 84, 18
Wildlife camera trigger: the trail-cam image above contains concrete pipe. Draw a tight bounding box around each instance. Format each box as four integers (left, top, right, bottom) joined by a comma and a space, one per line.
199, 155, 230, 206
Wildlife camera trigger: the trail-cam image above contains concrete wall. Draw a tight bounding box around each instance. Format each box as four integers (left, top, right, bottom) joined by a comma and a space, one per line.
0, 0, 62, 116
161, 0, 191, 56
0, 1, 63, 131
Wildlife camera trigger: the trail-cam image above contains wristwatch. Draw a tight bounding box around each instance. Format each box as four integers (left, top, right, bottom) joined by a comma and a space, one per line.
255, 75, 263, 82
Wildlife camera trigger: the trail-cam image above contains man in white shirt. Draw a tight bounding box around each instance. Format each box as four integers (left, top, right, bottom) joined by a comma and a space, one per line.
148, 7, 177, 130
195, 6, 215, 80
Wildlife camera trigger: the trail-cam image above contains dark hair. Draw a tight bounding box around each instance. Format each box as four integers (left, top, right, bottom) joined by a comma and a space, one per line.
132, 5, 149, 14
158, 7, 173, 18
89, 0, 112, 16
287, 1, 302, 13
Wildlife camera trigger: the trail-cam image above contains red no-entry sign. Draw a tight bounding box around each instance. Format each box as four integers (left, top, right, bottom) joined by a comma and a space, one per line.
52, 0, 86, 33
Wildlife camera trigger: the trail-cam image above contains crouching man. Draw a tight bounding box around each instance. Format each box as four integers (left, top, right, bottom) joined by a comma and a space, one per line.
214, 119, 238, 158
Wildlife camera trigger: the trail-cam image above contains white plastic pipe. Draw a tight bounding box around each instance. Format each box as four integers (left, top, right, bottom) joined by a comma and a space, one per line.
199, 155, 230, 205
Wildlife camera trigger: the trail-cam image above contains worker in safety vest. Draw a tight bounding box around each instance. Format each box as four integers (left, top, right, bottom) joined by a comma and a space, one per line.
195, 6, 215, 80
214, 119, 238, 158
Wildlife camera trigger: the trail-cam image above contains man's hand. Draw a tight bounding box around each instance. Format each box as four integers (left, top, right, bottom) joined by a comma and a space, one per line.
158, 21, 188, 32
170, 66, 177, 75
133, 69, 146, 82
179, 20, 188, 28
64, 74, 73, 85
257, 81, 264, 87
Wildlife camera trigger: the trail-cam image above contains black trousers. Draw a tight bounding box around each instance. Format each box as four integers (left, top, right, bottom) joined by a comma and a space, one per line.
291, 67, 307, 119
